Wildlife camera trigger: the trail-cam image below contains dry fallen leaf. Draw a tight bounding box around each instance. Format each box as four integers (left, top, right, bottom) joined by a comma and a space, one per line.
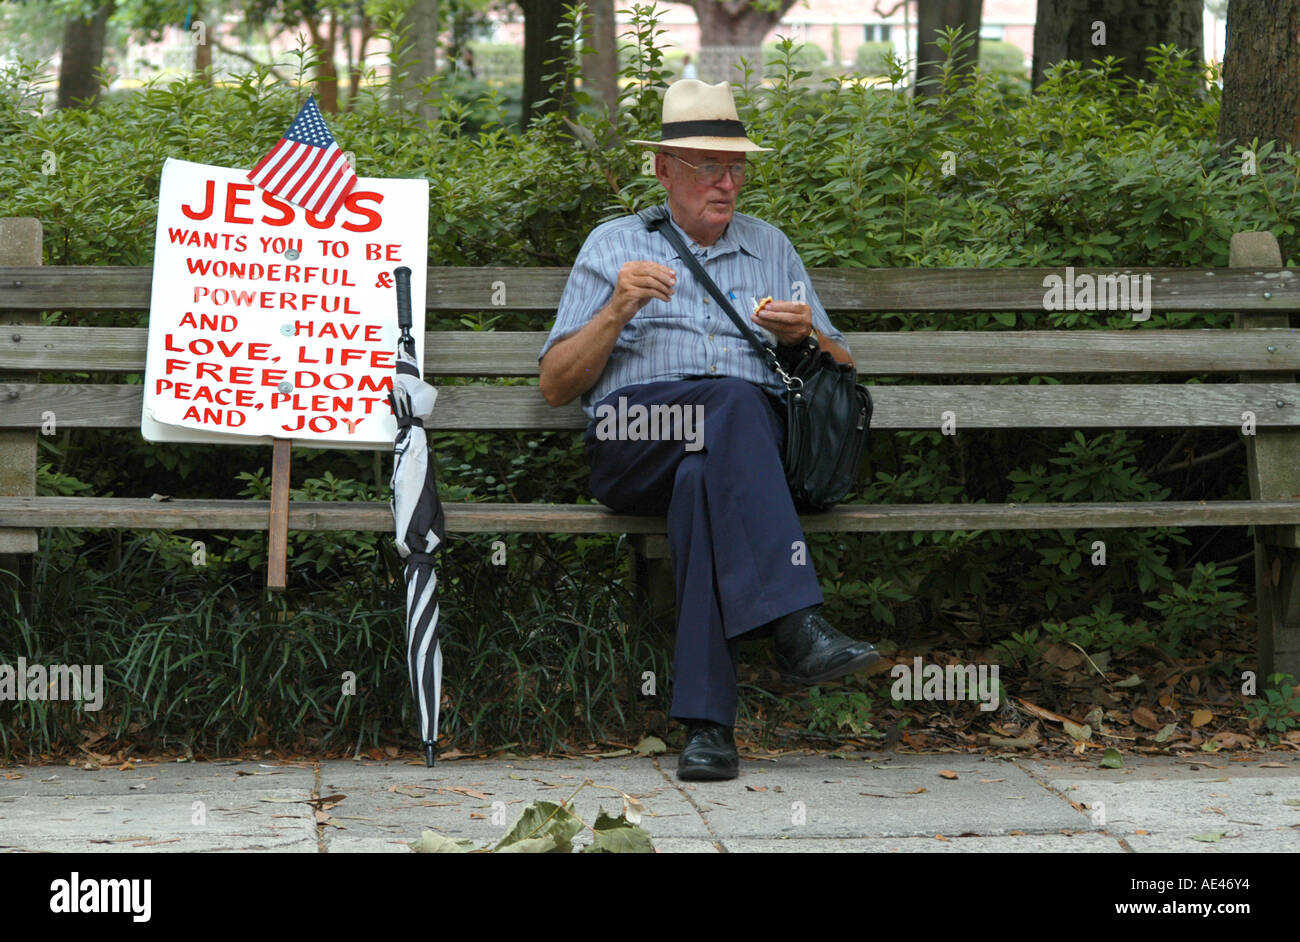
1209, 732, 1253, 750
1132, 706, 1161, 731
939, 770, 959, 780
1015, 698, 1075, 725
1191, 709, 1213, 728
440, 786, 490, 800
389, 784, 427, 797
906, 787, 927, 794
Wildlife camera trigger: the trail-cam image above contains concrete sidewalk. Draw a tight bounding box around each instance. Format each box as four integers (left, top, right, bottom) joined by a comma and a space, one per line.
1, 752, 1296, 852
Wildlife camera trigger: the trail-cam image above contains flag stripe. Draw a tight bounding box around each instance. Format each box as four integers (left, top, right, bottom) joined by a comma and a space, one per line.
264, 141, 312, 193
312, 165, 352, 218
260, 139, 310, 192
255, 140, 306, 190
297, 148, 343, 211
248, 138, 291, 181
307, 164, 344, 215
283, 145, 328, 202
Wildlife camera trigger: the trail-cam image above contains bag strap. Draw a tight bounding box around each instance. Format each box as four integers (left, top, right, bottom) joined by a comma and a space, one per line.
645, 211, 801, 390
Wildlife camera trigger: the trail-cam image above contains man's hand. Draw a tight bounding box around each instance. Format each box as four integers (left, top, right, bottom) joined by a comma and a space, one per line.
752, 300, 812, 346
610, 261, 677, 324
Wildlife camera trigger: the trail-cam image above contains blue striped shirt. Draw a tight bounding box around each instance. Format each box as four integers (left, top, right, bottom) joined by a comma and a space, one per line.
539, 204, 850, 420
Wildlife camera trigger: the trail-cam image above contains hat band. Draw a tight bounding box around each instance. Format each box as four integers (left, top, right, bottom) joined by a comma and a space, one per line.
661, 119, 747, 140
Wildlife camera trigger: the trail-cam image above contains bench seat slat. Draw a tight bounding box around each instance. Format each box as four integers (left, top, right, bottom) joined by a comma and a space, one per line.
2, 496, 1299, 532
4, 382, 1298, 431
8, 327, 1300, 375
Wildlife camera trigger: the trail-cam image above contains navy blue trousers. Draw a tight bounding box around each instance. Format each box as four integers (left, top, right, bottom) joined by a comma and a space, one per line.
584, 377, 823, 726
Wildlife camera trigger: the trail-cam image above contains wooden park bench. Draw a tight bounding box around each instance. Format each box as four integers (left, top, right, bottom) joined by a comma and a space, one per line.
2, 216, 1299, 676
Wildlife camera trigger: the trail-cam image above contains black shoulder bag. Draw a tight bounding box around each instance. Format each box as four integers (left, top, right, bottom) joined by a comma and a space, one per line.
645, 212, 872, 510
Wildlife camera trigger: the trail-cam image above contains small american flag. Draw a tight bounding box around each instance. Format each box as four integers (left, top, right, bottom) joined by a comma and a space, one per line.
247, 95, 357, 221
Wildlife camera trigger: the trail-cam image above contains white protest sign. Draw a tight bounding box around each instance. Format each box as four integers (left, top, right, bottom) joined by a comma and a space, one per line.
141, 157, 428, 447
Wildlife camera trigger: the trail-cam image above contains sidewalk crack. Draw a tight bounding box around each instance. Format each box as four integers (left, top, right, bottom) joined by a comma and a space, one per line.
313, 761, 327, 854
653, 757, 727, 853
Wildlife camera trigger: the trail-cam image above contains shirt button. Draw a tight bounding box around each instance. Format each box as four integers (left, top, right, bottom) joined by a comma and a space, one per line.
703, 296, 710, 304
708, 334, 714, 340
710, 365, 717, 373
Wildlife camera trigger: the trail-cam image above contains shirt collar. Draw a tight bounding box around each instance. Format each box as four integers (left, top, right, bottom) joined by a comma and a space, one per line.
659, 203, 762, 261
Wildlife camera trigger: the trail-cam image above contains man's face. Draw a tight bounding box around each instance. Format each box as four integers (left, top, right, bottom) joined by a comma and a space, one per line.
655, 147, 747, 245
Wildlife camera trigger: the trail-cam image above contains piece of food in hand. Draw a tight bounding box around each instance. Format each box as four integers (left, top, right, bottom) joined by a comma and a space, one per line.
752, 296, 774, 316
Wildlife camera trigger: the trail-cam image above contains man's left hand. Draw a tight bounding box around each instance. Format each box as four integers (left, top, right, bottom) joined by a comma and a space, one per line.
752, 300, 812, 347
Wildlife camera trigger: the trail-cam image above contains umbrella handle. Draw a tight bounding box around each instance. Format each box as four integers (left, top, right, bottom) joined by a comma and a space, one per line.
394, 265, 413, 353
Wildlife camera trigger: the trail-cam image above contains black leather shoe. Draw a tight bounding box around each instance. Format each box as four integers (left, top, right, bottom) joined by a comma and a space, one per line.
676, 721, 739, 781
772, 607, 879, 686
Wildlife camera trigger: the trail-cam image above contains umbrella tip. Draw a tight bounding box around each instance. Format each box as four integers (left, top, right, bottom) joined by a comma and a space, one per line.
424, 741, 437, 767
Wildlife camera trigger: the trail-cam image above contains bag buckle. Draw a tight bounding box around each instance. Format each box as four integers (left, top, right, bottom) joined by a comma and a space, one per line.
774, 361, 804, 391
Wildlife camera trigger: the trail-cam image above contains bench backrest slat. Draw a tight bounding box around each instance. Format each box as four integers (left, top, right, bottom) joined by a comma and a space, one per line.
2, 266, 1297, 312
7, 326, 1300, 375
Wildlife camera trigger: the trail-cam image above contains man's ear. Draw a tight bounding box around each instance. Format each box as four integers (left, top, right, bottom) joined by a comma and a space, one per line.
653, 151, 673, 187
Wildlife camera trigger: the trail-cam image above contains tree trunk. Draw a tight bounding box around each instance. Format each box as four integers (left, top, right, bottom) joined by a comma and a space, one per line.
395, 0, 439, 122
302, 10, 340, 112
1032, 0, 1202, 90
194, 25, 213, 85
583, 0, 619, 120
914, 0, 982, 93
1219, 0, 1300, 152
691, 0, 797, 83
57, 3, 114, 109
520, 0, 571, 127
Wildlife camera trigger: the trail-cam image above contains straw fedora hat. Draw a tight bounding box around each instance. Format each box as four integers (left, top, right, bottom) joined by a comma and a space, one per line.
630, 79, 771, 153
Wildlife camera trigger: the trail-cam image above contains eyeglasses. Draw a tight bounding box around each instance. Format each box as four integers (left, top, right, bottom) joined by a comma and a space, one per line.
667, 153, 747, 186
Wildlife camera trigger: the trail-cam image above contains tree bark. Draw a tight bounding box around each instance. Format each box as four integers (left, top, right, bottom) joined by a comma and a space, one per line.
1032, 0, 1202, 90
57, 3, 114, 109
194, 24, 213, 85
690, 0, 798, 83
395, 0, 439, 122
1218, 0, 1300, 152
520, 0, 571, 127
583, 0, 619, 120
302, 10, 340, 112
914, 0, 982, 93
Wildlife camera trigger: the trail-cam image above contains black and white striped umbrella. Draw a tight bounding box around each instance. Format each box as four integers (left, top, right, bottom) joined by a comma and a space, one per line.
388, 267, 446, 767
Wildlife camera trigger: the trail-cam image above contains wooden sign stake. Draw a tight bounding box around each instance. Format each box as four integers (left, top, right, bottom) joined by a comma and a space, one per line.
267, 438, 292, 590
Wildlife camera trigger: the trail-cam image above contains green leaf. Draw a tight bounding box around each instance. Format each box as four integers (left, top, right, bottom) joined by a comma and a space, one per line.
634, 735, 666, 755
494, 800, 584, 853
1100, 747, 1124, 769
1189, 832, 1225, 843
409, 830, 476, 853
582, 810, 655, 853
496, 836, 559, 853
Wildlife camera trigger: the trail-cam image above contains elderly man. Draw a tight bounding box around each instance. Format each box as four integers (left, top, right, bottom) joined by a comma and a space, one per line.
539, 80, 878, 781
